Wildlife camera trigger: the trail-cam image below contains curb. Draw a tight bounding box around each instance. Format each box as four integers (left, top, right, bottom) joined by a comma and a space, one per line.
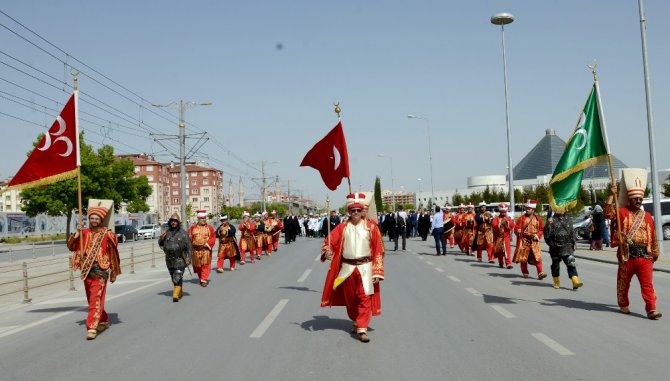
573, 252, 670, 274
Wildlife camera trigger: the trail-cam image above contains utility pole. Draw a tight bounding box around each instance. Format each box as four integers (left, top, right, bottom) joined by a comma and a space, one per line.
151, 100, 211, 224
251, 161, 276, 212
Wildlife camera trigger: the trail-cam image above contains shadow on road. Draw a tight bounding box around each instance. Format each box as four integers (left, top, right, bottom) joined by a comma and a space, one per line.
76, 312, 122, 327
540, 298, 621, 314
156, 290, 192, 298
510, 280, 554, 288
482, 294, 519, 305
278, 286, 318, 293
486, 272, 525, 279
28, 306, 84, 313
296, 315, 375, 333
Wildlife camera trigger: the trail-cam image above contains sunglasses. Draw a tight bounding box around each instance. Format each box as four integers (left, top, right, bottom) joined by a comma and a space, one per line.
350, 209, 363, 213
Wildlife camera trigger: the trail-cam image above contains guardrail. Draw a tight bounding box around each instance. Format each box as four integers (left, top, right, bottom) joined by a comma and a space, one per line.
0, 242, 161, 303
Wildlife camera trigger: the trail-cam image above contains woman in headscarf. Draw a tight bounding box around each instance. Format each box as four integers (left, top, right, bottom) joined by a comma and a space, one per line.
590, 205, 605, 250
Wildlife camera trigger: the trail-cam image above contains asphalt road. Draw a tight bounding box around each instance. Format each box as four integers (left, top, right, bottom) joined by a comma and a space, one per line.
0, 236, 668, 381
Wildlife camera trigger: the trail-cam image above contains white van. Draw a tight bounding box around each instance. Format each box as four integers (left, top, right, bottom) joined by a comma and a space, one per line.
642, 199, 670, 240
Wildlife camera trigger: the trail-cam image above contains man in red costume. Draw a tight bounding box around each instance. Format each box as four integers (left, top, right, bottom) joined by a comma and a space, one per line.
216, 215, 237, 273
461, 203, 477, 256
443, 205, 455, 249
492, 203, 514, 269
269, 210, 283, 252
68, 201, 121, 340
475, 201, 494, 263
238, 211, 256, 264
513, 200, 547, 280
604, 169, 661, 319
321, 193, 385, 343
189, 210, 216, 287
453, 204, 466, 253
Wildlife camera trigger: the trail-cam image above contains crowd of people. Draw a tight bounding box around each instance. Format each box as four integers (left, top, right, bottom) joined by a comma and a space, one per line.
66, 168, 661, 343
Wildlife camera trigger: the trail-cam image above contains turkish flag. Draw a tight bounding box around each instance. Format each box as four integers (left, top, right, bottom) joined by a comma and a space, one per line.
7, 92, 80, 190
300, 121, 350, 191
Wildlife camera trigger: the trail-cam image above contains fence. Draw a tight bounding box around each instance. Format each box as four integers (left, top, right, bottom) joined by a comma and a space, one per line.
0, 241, 160, 303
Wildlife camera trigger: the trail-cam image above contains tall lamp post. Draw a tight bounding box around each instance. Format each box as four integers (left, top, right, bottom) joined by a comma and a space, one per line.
377, 154, 395, 211
491, 12, 516, 216
417, 178, 422, 209
152, 100, 212, 224
407, 114, 436, 208
637, 0, 664, 251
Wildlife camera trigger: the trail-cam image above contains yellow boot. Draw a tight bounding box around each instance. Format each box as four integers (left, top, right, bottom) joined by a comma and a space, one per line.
178, 285, 183, 300
172, 286, 182, 302
553, 277, 560, 289
571, 276, 583, 290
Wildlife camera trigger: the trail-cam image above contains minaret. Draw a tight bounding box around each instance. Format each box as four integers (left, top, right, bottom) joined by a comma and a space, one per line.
238, 177, 245, 207
227, 179, 234, 207
274, 176, 281, 202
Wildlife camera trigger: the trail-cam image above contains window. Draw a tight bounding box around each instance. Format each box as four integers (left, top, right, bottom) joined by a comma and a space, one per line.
204, 197, 210, 202
204, 189, 210, 195
203, 172, 209, 177
191, 180, 197, 185
191, 172, 198, 177
203, 179, 209, 185
172, 190, 178, 195
173, 198, 178, 204
146, 165, 153, 171
192, 197, 198, 202
172, 173, 178, 178
172, 182, 178, 186
191, 188, 199, 195
134, 166, 140, 173
146, 175, 154, 181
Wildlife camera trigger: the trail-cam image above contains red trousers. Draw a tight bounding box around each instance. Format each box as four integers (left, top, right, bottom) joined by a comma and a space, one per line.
84, 276, 109, 331
495, 240, 512, 267
617, 257, 657, 312
477, 243, 493, 261
520, 261, 544, 276
194, 264, 211, 282
216, 256, 236, 270
340, 268, 372, 332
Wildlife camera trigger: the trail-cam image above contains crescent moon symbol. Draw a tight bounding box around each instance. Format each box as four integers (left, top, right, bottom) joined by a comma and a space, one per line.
54, 136, 73, 157
574, 129, 587, 150
53, 116, 67, 136
333, 146, 341, 170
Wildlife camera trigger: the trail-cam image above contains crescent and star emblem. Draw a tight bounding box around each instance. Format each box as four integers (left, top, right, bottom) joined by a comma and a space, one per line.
37, 115, 74, 157
332, 146, 341, 170
574, 113, 588, 151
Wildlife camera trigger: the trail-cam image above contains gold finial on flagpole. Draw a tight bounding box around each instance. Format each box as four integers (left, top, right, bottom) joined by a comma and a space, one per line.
71, 69, 80, 91
333, 102, 341, 119
587, 61, 598, 82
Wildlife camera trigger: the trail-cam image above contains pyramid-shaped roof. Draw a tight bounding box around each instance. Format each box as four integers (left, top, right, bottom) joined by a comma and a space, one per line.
513, 129, 627, 180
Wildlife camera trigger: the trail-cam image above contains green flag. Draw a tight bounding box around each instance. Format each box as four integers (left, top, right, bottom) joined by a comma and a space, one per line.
549, 84, 609, 213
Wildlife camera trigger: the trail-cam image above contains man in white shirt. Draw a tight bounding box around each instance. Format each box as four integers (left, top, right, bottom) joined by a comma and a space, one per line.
431, 206, 446, 255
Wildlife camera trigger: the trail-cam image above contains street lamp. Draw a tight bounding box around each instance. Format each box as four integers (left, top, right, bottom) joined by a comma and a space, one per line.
152, 100, 212, 224
637, 0, 663, 252
417, 178, 422, 209
407, 114, 436, 208
490, 12, 516, 216
377, 154, 395, 211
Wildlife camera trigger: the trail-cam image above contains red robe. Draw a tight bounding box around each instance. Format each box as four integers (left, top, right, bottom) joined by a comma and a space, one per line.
68, 228, 121, 282
513, 214, 544, 264
492, 215, 515, 258
320, 219, 384, 316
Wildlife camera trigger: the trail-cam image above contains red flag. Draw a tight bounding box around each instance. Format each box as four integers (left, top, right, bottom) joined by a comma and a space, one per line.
300, 121, 350, 191
7, 92, 80, 190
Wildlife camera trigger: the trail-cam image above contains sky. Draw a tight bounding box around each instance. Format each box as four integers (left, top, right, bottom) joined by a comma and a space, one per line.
1, 0, 669, 208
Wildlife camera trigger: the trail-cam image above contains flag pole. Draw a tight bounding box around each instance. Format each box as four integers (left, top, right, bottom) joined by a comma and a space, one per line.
334, 102, 353, 194
590, 63, 625, 261
72, 70, 84, 261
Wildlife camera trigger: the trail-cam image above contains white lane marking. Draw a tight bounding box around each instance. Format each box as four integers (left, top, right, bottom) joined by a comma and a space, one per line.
465, 288, 481, 296
250, 299, 289, 338
314, 254, 322, 261
447, 276, 461, 282
426, 261, 434, 266
418, 257, 425, 261
0, 325, 21, 335
0, 279, 165, 340
297, 269, 312, 283
114, 278, 165, 285
435, 267, 445, 273
532, 333, 575, 355
490, 305, 516, 319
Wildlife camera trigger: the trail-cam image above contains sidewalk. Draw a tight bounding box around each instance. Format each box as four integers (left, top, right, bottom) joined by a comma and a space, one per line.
561, 242, 670, 274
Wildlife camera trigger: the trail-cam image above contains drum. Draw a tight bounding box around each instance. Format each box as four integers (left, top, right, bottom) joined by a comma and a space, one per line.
444, 219, 455, 234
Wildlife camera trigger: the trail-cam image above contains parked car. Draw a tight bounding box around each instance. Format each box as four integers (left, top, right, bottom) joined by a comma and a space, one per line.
138, 224, 161, 239
115, 225, 138, 243
572, 211, 592, 241
642, 198, 670, 240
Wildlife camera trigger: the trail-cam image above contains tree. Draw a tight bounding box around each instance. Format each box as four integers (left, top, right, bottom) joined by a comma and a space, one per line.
664, 175, 670, 197
20, 133, 151, 236
374, 176, 383, 213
